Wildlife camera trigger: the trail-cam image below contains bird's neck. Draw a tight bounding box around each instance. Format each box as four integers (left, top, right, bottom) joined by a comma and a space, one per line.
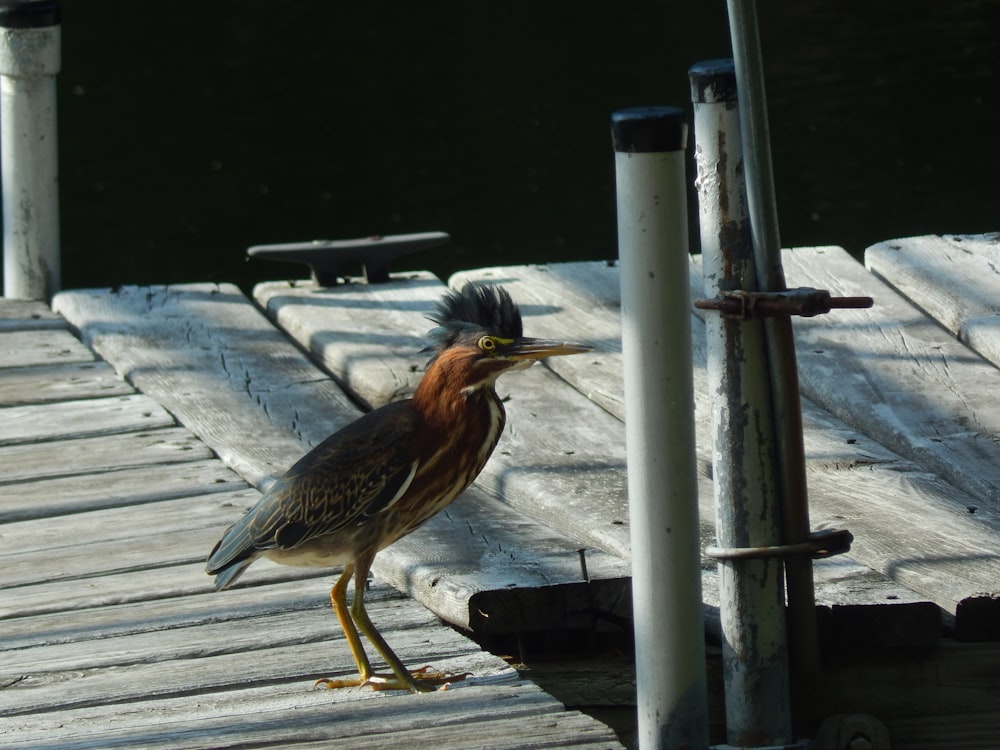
412, 352, 506, 438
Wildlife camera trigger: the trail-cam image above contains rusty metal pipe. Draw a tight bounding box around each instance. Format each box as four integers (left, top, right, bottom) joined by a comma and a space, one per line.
690, 59, 793, 747
726, 0, 822, 692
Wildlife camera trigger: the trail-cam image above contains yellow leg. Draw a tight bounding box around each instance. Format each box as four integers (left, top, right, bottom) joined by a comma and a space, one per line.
317, 563, 375, 683
315, 551, 469, 693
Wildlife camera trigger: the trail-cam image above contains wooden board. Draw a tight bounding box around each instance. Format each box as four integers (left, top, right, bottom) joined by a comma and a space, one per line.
0, 459, 247, 523
450, 260, 1000, 627
52, 283, 635, 638
865, 233, 1000, 367
0, 426, 213, 483
53, 284, 362, 487
0, 298, 64, 330
251, 270, 941, 649
0, 393, 176, 446
0, 360, 134, 406
2, 567, 607, 748
255, 273, 445, 409
0, 298, 626, 750
0, 328, 96, 368
6, 678, 618, 750
0, 486, 257, 557
780, 245, 1000, 509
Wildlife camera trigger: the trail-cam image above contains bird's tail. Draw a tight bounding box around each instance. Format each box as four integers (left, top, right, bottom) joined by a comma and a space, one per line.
205, 526, 259, 590
206, 555, 256, 590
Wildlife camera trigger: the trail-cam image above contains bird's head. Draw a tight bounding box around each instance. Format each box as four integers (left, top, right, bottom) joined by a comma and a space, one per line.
424, 283, 591, 392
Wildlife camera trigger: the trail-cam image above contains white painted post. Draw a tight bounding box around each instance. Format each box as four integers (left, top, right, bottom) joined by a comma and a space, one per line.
612, 106, 708, 750
726, 0, 821, 678
1, 0, 61, 300
690, 59, 793, 748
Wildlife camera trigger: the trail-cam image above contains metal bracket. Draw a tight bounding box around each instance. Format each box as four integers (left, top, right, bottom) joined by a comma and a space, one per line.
694, 287, 873, 320
705, 527, 853, 561
247, 231, 450, 286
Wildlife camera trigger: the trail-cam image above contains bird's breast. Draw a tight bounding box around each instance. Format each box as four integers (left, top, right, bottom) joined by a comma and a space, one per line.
380, 390, 506, 546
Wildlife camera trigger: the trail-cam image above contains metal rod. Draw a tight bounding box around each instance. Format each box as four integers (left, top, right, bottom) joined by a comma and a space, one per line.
690, 60, 792, 747
611, 106, 708, 750
725, 0, 782, 288
0, 0, 62, 300
726, 0, 820, 677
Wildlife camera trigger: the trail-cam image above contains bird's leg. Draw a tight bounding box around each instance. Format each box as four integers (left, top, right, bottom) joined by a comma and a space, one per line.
314, 563, 378, 689
316, 551, 469, 693
350, 551, 471, 692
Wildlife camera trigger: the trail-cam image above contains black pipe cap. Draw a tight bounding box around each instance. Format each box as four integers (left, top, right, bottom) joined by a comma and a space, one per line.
689, 59, 738, 104
0, 0, 60, 29
611, 107, 687, 154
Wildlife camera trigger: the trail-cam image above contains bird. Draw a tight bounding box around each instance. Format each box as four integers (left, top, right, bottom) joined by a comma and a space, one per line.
205, 283, 591, 693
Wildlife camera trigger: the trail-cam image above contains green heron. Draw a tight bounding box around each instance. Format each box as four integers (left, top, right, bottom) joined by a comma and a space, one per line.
206, 283, 591, 693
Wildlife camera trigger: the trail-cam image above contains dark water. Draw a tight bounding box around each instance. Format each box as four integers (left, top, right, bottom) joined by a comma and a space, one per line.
29, 1, 1000, 293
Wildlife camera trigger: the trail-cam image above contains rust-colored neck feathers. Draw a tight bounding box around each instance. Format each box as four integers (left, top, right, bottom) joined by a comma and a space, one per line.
412, 346, 500, 426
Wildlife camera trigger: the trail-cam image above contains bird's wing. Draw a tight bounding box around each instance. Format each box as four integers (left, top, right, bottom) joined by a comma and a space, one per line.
206, 401, 419, 576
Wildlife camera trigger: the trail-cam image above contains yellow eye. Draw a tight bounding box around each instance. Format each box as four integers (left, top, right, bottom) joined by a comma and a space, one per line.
478, 336, 497, 352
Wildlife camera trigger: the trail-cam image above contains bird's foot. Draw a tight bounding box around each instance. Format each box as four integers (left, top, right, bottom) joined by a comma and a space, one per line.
314, 666, 471, 693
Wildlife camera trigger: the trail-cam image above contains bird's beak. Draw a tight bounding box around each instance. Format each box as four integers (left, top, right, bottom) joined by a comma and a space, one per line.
507, 337, 593, 361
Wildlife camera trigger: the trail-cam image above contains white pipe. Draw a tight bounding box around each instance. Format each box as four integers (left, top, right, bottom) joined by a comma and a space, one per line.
1, 2, 61, 300
612, 106, 708, 750
690, 59, 793, 747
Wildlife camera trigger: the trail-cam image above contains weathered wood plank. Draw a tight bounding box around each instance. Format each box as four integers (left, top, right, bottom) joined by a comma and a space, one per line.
452, 261, 1000, 624
4, 514, 232, 588
1, 529, 622, 747
0, 571, 350, 651
1, 603, 516, 718
1, 585, 464, 677
52, 284, 361, 486
0, 557, 327, 620
0, 393, 176, 446
53, 283, 638, 638
0, 360, 134, 407
1, 477, 632, 636
0, 297, 628, 749
254, 269, 943, 648
5, 680, 621, 750
372, 491, 632, 635
0, 298, 64, 331
255, 273, 445, 408
0, 487, 255, 557
0, 460, 247, 523
865, 233, 1000, 368
0, 328, 96, 368
781, 245, 1000, 508
0, 426, 213, 484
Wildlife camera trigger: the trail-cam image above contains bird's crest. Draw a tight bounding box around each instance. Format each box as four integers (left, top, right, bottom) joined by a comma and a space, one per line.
425, 283, 523, 358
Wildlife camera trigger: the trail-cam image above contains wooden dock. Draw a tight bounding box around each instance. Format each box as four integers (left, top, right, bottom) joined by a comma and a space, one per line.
3, 233, 1000, 747
0, 298, 624, 747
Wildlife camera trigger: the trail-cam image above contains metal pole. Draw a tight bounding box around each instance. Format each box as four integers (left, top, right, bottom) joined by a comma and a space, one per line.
724, 0, 781, 287
612, 106, 708, 750
726, 0, 820, 675
690, 59, 792, 747
1, 0, 61, 300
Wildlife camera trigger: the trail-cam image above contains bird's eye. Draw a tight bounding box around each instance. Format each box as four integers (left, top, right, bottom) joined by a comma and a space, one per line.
478, 336, 497, 352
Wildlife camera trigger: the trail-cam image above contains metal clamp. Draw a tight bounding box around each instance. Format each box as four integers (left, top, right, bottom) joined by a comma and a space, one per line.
705, 527, 853, 561
694, 287, 873, 320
